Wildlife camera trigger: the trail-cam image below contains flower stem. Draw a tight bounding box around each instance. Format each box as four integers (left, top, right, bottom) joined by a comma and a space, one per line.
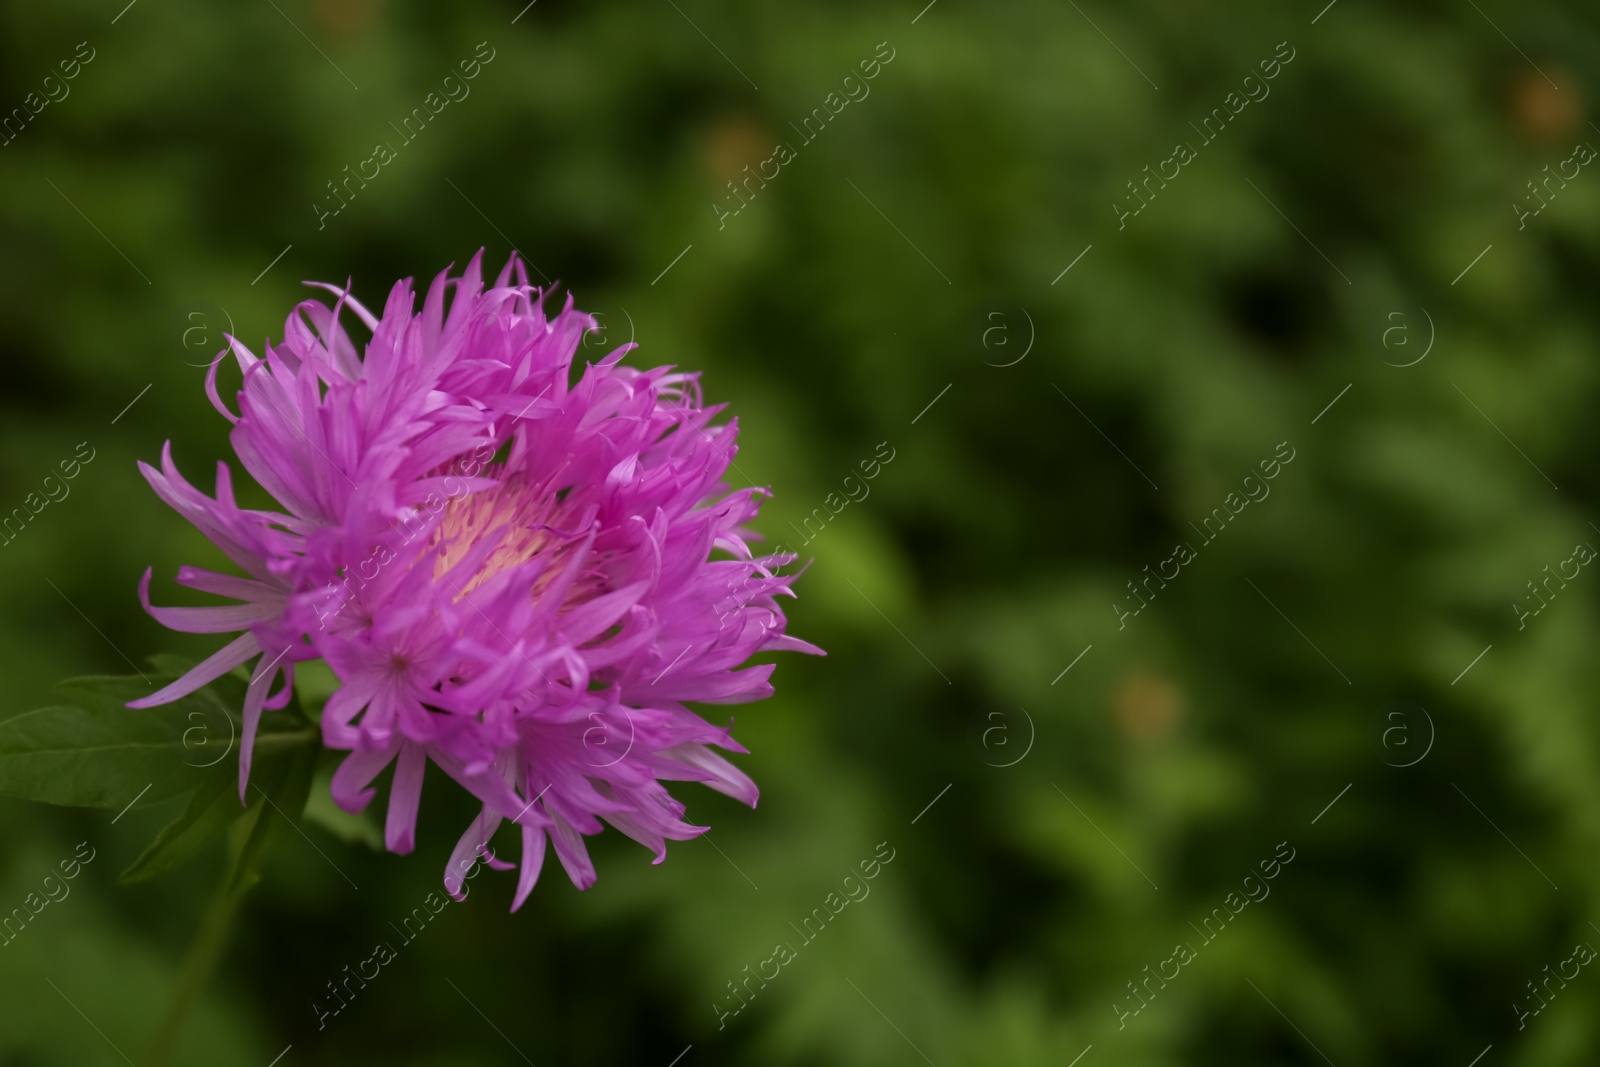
143, 870, 244, 1067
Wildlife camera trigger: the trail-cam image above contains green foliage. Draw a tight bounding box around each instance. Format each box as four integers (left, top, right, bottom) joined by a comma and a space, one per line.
0, 690, 208, 810
118, 769, 236, 884
223, 733, 318, 897
0, 669, 317, 891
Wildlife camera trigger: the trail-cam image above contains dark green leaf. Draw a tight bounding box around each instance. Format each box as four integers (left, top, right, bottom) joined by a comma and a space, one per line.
227, 737, 319, 896
117, 730, 320, 884
0, 670, 318, 812
0, 700, 220, 809
1, 662, 324, 881
117, 773, 238, 884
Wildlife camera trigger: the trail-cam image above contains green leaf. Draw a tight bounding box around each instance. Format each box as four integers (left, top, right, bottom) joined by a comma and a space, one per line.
0, 670, 317, 812
118, 735, 322, 885
0, 663, 323, 887
0, 698, 220, 809
227, 737, 318, 896
117, 773, 238, 884
113, 666, 322, 883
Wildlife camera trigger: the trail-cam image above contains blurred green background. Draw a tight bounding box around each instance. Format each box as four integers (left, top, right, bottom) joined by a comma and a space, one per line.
4, 0, 1600, 1063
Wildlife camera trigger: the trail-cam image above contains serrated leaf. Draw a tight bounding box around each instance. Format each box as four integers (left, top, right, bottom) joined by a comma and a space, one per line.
4, 665, 323, 889
0, 701, 218, 809
0, 671, 317, 812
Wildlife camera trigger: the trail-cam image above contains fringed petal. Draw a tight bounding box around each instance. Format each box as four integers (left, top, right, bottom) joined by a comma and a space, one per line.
330, 746, 399, 814
385, 741, 427, 854
127, 632, 260, 709
444, 803, 505, 901
138, 569, 281, 633
657, 743, 760, 807
510, 822, 547, 912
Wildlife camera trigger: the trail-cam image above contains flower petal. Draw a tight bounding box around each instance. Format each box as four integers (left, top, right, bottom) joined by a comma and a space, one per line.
385, 741, 427, 854
127, 632, 261, 709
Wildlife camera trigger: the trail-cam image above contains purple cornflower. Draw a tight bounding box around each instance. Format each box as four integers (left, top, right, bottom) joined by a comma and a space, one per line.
131, 253, 817, 907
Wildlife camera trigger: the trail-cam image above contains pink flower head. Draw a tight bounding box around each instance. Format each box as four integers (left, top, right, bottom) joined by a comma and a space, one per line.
132, 252, 818, 907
